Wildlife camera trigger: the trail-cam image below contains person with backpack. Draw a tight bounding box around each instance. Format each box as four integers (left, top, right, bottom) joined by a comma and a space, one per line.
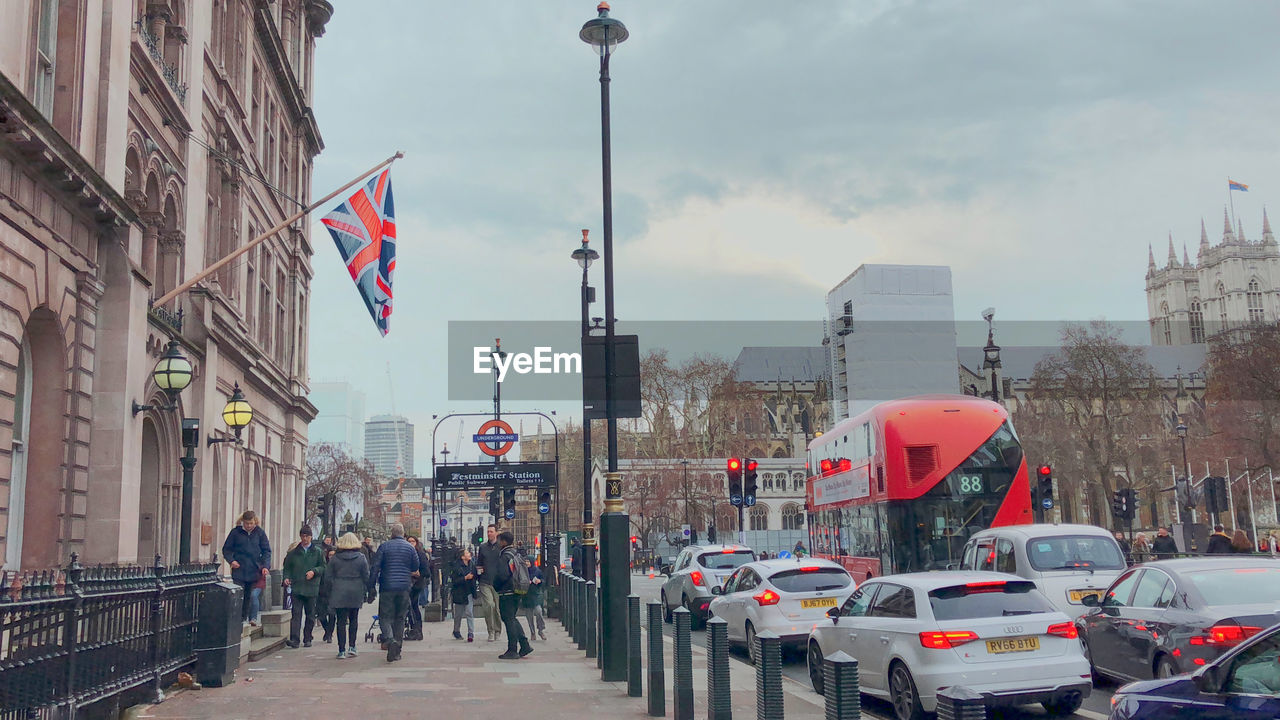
493, 530, 533, 659
521, 554, 547, 641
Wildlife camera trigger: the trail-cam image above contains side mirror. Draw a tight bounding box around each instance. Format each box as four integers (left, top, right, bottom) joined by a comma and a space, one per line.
1081, 594, 1100, 608
827, 606, 841, 624
710, 586, 722, 596
660, 565, 671, 576
1193, 666, 1223, 694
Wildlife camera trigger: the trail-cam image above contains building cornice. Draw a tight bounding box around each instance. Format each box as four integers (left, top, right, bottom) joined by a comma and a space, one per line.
252, 2, 324, 156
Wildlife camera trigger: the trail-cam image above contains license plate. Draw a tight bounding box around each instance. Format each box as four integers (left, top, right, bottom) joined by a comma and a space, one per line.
1068, 589, 1101, 603
801, 597, 837, 609
986, 636, 1040, 654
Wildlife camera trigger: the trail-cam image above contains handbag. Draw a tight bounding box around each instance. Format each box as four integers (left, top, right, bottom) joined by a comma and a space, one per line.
283, 583, 293, 611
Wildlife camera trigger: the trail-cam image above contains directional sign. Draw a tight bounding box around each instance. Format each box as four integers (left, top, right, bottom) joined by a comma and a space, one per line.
744, 496, 757, 507
1042, 498, 1054, 510
538, 502, 550, 515
474, 419, 518, 457
777, 551, 792, 559
730, 493, 743, 507
433, 462, 557, 491
504, 508, 516, 520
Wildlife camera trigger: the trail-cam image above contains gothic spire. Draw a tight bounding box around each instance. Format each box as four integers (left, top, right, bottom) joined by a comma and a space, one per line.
1183, 243, 1190, 267
1200, 218, 1209, 252
1264, 208, 1276, 245
1167, 233, 1179, 267
1238, 218, 1246, 243
1224, 207, 1236, 243
1148, 243, 1156, 273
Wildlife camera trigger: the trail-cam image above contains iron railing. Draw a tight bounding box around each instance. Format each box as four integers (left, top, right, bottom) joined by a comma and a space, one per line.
1, 554, 220, 719
135, 19, 188, 105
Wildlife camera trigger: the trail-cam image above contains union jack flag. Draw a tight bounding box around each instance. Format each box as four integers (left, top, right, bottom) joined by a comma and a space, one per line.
321, 169, 396, 335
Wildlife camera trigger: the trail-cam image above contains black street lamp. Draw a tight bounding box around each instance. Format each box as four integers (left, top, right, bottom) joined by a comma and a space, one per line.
132, 340, 193, 415
570, 229, 599, 584
1176, 422, 1193, 553
178, 383, 252, 564
981, 308, 1001, 404
681, 459, 691, 543
580, 1, 630, 682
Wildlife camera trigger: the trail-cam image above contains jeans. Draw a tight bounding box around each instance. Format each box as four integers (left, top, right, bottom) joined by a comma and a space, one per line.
248, 586, 263, 622
523, 602, 545, 637
499, 592, 530, 654
334, 607, 360, 651
452, 597, 475, 635
319, 599, 335, 638
478, 583, 501, 637
239, 580, 257, 621
407, 594, 423, 632
289, 594, 317, 644
378, 590, 410, 648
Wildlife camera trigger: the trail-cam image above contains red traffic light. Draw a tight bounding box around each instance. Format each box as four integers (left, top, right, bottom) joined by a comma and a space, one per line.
1038, 465, 1052, 476
727, 458, 741, 471
746, 460, 758, 472
630, 536, 637, 543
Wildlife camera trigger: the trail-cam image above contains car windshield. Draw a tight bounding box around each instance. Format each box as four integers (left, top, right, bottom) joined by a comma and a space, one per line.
928, 581, 1055, 620
769, 567, 851, 593
1186, 567, 1280, 606
1025, 535, 1126, 571
698, 551, 754, 570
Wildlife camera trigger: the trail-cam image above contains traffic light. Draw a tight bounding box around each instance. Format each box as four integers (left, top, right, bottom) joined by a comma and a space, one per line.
489, 489, 501, 518
743, 459, 759, 506
1205, 476, 1228, 515
727, 457, 743, 506
316, 499, 329, 530
1036, 465, 1054, 510
1111, 489, 1128, 519
539, 491, 552, 514
706, 524, 716, 543
503, 488, 516, 520
1123, 488, 1138, 521
471, 526, 483, 546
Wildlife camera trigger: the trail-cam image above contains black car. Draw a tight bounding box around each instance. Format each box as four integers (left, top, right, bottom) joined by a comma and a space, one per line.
1079, 557, 1280, 683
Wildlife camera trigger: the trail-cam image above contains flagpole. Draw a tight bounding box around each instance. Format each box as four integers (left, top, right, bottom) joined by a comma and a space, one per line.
153, 151, 404, 308
1228, 177, 1237, 231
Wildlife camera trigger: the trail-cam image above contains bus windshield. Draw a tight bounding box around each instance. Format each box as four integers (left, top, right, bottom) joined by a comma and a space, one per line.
885, 420, 1023, 572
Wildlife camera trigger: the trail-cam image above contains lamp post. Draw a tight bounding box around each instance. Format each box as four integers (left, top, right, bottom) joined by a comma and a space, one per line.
180, 382, 252, 563
981, 308, 1001, 404
580, 1, 630, 682
1176, 422, 1193, 553
571, 229, 600, 584
681, 460, 691, 543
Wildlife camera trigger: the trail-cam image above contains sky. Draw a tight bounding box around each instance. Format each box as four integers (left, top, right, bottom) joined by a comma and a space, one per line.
305, 1, 1280, 466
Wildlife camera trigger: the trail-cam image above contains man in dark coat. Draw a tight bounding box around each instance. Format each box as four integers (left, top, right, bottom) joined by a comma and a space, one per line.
221, 510, 272, 623
1206, 525, 1233, 554
494, 530, 533, 660
475, 524, 504, 642
282, 525, 325, 648
450, 548, 478, 641
1113, 531, 1132, 564
1151, 527, 1179, 559
367, 523, 423, 662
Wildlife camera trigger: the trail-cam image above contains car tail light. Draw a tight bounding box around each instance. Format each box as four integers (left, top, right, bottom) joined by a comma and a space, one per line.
753, 589, 780, 606
800, 566, 822, 572
1189, 625, 1262, 647
1046, 622, 1078, 639
918, 631, 979, 649
690, 571, 705, 587
966, 580, 1005, 594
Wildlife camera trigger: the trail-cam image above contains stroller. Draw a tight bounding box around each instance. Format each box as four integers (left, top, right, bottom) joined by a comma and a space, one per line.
363, 612, 416, 644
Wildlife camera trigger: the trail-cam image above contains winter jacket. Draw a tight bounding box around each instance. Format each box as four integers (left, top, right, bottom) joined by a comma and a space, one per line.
493, 546, 519, 594
411, 546, 431, 592
322, 549, 370, 610
450, 560, 478, 605
222, 525, 272, 584
1151, 535, 1179, 558
368, 537, 422, 593
1206, 533, 1233, 555
476, 540, 502, 586
521, 563, 545, 608
283, 542, 326, 597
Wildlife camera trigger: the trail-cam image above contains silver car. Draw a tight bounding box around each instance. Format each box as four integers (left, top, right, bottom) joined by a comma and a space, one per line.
660, 544, 755, 629
806, 571, 1091, 720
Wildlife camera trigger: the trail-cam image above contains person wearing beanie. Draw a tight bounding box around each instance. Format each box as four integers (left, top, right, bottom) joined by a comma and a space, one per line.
283, 524, 326, 647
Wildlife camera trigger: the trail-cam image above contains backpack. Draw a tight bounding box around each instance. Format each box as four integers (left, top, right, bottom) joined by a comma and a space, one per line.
506, 549, 531, 595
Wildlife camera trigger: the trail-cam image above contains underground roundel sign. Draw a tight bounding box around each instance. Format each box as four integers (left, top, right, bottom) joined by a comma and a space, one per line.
473, 419, 519, 457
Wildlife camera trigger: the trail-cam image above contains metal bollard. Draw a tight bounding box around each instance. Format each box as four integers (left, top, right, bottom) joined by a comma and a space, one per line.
568, 575, 579, 642
822, 650, 860, 719
597, 588, 604, 670
754, 630, 783, 720
706, 616, 732, 720
935, 686, 987, 720
560, 572, 568, 630
627, 594, 642, 697
576, 578, 588, 650
646, 600, 665, 717
585, 580, 598, 659
673, 607, 694, 720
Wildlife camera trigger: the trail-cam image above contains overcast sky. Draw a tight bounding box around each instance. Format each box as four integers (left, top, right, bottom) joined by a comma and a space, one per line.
306, 1, 1280, 465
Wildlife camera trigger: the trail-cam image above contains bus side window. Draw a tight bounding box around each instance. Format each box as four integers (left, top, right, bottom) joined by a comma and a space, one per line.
961, 541, 977, 570
876, 465, 884, 493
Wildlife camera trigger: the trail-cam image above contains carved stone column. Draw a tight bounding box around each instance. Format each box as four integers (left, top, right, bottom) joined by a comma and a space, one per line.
158, 229, 185, 302
139, 210, 164, 282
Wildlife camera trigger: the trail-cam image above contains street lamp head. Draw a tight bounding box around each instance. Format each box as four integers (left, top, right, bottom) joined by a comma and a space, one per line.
571, 229, 600, 269
152, 340, 193, 395
580, 2, 628, 56
1176, 423, 1188, 439
221, 382, 253, 439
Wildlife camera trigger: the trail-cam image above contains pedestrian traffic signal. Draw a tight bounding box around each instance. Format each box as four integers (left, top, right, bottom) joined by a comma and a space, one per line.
1111, 489, 1130, 519
503, 488, 516, 520
727, 457, 743, 506
488, 489, 501, 518
471, 526, 483, 546
743, 459, 759, 506
1036, 465, 1054, 510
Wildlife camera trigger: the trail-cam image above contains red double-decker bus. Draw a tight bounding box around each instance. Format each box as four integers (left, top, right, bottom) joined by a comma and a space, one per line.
804, 394, 1032, 581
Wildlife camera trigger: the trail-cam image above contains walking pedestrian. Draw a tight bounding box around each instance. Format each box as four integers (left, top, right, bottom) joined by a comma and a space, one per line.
1113, 531, 1132, 563
451, 547, 478, 642
367, 523, 423, 662
570, 536, 583, 576
322, 533, 369, 659
1231, 529, 1254, 554
361, 536, 376, 563
1132, 532, 1151, 564
494, 530, 533, 659
1269, 531, 1280, 557
282, 524, 325, 648
1207, 525, 1233, 554
1151, 527, 1178, 559
317, 547, 337, 643
475, 524, 504, 642
405, 535, 430, 641
521, 555, 547, 641
221, 510, 272, 625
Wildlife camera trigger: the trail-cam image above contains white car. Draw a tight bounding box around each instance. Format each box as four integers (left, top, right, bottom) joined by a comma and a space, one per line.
959, 523, 1126, 616
707, 558, 855, 663
806, 571, 1091, 720
660, 544, 756, 628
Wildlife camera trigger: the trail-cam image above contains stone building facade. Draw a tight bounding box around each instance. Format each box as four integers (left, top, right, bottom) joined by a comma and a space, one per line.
0, 0, 331, 572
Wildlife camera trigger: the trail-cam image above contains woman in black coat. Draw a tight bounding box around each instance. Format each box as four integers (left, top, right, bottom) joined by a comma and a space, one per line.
450, 548, 478, 641
321, 533, 370, 658
221, 510, 272, 623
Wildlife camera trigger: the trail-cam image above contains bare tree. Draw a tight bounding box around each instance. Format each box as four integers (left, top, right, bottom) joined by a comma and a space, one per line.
306, 443, 378, 534
1206, 324, 1280, 472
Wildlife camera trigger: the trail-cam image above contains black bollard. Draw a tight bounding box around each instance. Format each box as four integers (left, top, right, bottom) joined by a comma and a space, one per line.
822, 650, 860, 719
585, 580, 598, 659
706, 616, 732, 720
568, 575, 578, 642
646, 600, 665, 717
673, 607, 694, 720
627, 594, 642, 697
597, 587, 604, 670
576, 577, 587, 650
935, 686, 987, 720
754, 629, 783, 720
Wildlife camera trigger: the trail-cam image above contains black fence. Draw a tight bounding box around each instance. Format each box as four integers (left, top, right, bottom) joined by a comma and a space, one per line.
1, 553, 221, 719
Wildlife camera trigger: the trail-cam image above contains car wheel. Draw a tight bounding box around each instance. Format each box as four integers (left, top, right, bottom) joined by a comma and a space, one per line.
662, 592, 673, 623
746, 623, 758, 665
1042, 692, 1084, 716
1155, 654, 1179, 679
1079, 630, 1103, 682
807, 640, 825, 695
685, 596, 705, 630
889, 662, 923, 720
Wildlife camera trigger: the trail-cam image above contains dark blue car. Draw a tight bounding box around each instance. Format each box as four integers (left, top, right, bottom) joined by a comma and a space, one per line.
1108, 621, 1280, 719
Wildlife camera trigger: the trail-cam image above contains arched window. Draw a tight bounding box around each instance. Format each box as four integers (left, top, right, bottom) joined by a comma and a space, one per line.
749, 505, 769, 531
1217, 282, 1228, 330
781, 503, 804, 531
1160, 302, 1171, 344
1189, 299, 1205, 343
1247, 279, 1265, 323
